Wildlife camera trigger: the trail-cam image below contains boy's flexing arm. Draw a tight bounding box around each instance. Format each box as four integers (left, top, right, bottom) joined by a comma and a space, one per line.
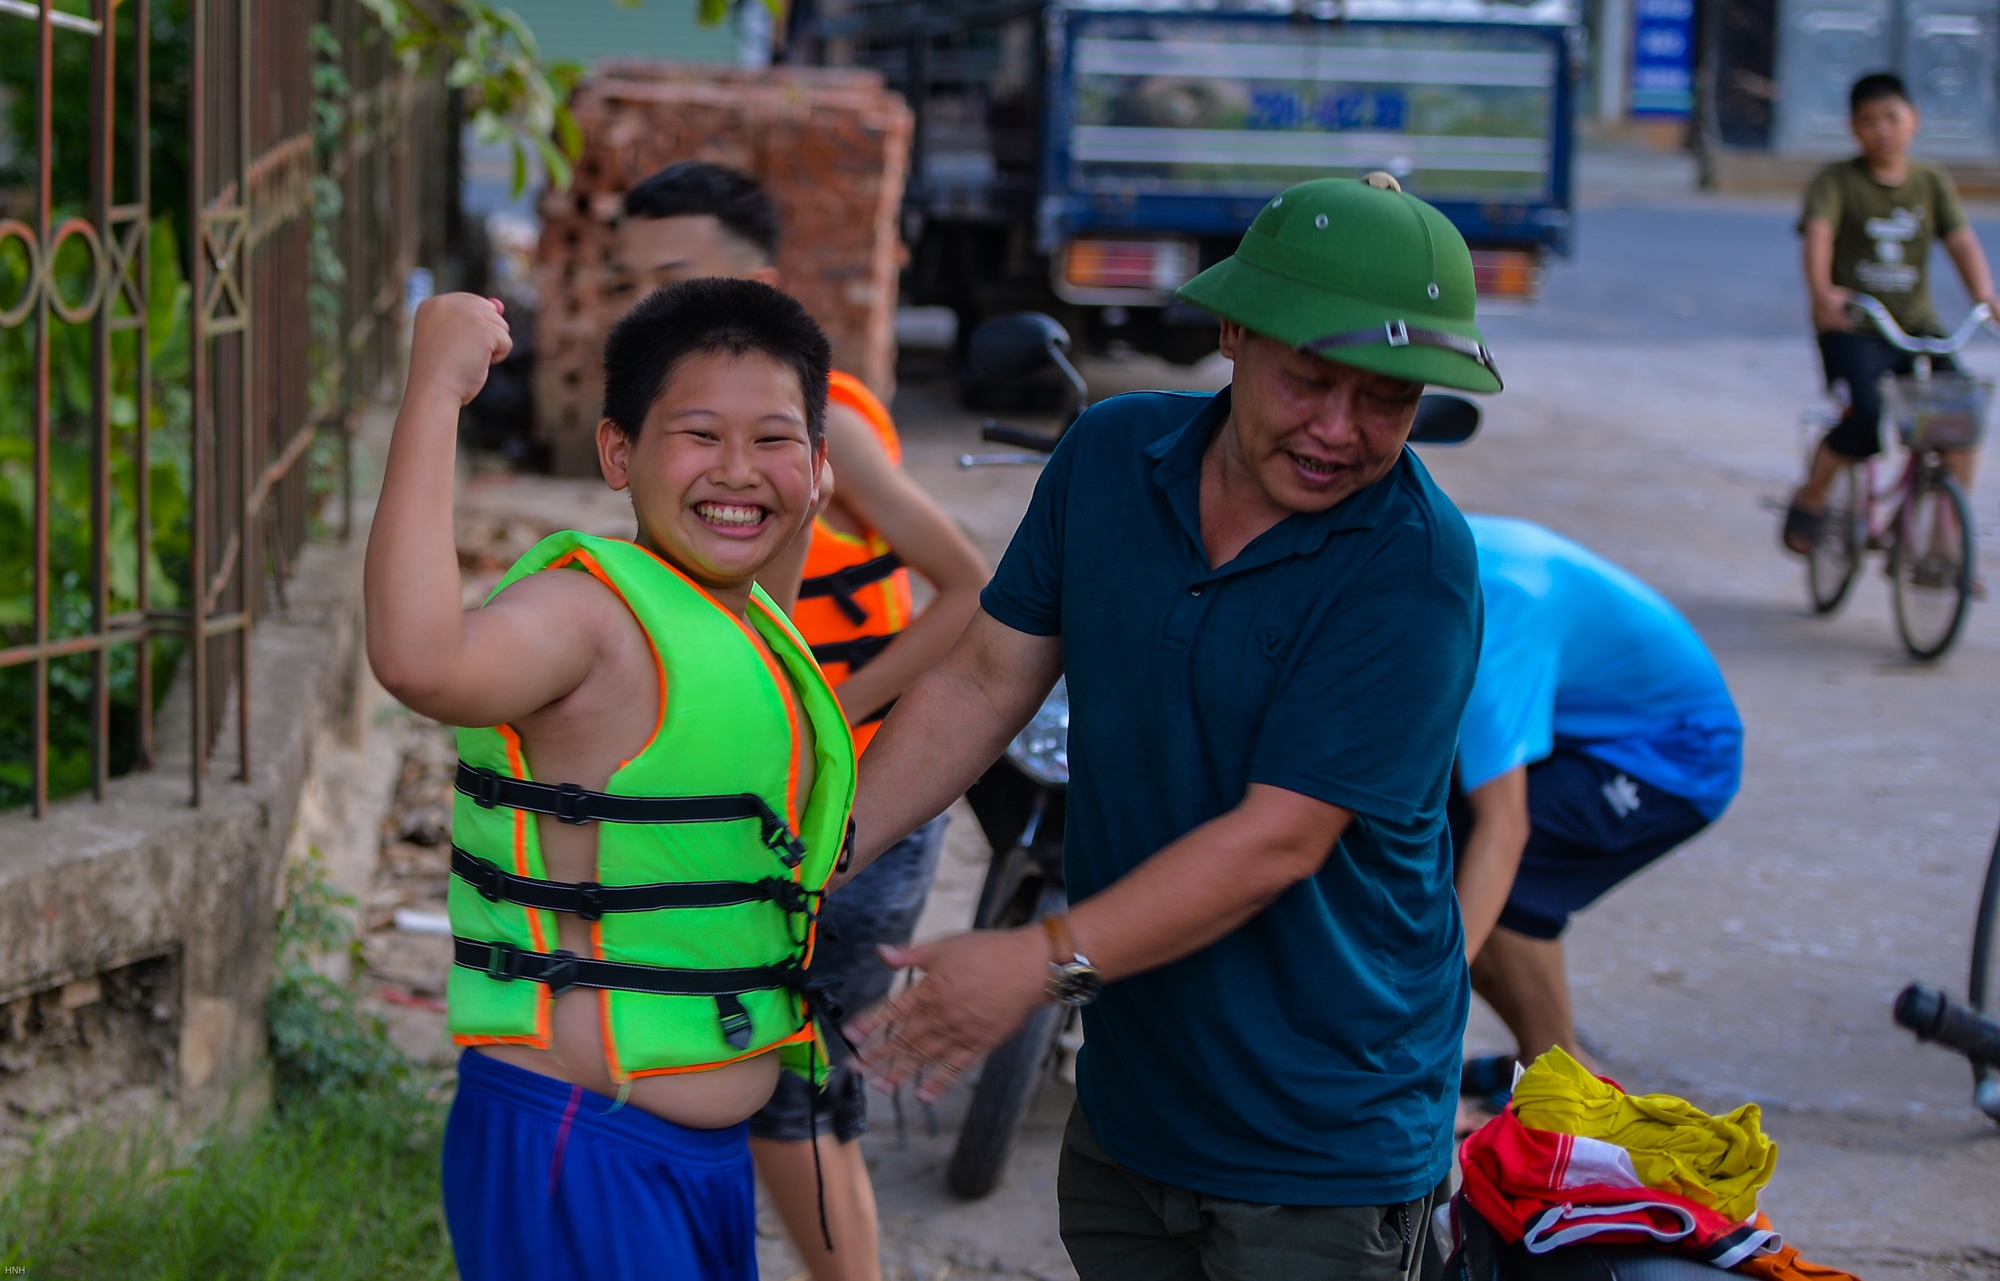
365, 294, 603, 728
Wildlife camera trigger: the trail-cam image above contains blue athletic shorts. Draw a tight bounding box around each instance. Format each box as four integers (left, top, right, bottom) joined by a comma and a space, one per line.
1449, 749, 1710, 940
443, 1048, 757, 1281
749, 814, 947, 1144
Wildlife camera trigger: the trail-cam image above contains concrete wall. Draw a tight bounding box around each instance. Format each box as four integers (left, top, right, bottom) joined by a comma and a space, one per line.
0, 409, 397, 1147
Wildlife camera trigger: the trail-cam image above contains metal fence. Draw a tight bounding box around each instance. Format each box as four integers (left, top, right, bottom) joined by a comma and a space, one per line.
1, 0, 450, 816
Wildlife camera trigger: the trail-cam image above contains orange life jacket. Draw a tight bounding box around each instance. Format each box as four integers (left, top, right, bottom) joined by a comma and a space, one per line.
798, 371, 915, 754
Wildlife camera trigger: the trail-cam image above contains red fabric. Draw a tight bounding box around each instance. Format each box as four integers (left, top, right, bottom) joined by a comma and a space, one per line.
1458, 1107, 1780, 1268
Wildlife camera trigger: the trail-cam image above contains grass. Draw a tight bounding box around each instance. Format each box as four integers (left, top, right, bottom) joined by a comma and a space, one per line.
0, 1082, 457, 1279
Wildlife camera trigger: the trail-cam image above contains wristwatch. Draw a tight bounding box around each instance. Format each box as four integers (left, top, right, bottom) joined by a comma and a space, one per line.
1041, 913, 1102, 1007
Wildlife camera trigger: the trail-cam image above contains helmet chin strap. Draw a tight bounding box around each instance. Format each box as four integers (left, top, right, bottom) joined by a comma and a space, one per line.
1300, 324, 1504, 391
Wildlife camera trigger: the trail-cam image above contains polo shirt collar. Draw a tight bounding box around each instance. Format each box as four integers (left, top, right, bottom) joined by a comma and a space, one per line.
1145, 385, 1403, 577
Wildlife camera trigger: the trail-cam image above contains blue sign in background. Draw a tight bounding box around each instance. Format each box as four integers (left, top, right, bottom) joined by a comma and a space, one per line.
1630, 0, 1695, 116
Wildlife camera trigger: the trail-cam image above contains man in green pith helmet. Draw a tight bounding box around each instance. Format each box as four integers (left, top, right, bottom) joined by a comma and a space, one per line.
834, 173, 1497, 1279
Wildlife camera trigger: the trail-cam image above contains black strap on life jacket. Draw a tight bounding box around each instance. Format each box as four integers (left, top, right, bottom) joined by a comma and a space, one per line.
450, 847, 818, 923
455, 762, 806, 867
809, 633, 895, 674
799, 552, 902, 626
452, 937, 848, 1052
455, 935, 795, 999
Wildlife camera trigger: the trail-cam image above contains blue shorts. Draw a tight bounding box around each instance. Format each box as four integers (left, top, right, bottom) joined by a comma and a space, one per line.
749, 814, 947, 1143
443, 1048, 757, 1281
1449, 750, 1710, 940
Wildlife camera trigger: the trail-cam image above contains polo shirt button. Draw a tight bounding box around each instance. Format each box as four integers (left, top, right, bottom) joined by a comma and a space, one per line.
1189, 586, 1203, 597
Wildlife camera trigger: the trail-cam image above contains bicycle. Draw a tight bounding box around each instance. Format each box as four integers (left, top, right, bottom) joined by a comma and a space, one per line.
1802, 295, 1994, 661
1893, 813, 2000, 1124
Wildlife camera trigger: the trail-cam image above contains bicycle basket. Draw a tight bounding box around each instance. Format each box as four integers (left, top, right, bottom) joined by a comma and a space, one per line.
1889, 372, 1994, 450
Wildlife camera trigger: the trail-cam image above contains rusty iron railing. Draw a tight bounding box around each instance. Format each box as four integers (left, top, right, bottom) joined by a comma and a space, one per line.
1, 0, 450, 816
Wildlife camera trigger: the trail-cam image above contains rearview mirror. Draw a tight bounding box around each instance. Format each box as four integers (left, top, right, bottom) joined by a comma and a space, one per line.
1409, 394, 1481, 445
970, 312, 1072, 381
969, 311, 1090, 428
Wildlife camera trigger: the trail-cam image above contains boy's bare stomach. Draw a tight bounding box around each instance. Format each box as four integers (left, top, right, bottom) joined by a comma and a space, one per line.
478, 915, 781, 1129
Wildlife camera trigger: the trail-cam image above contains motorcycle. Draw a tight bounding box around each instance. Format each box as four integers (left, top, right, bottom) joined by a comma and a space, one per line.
942, 312, 1485, 1200
1892, 815, 2000, 1123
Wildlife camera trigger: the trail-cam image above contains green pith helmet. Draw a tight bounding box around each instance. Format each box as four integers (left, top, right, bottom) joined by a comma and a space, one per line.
1176, 175, 1502, 393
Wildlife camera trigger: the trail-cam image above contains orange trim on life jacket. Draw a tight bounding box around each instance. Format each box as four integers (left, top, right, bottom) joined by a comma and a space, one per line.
828, 370, 899, 464
496, 726, 551, 961
622, 1023, 818, 1079
476, 726, 554, 1050
452, 1033, 551, 1049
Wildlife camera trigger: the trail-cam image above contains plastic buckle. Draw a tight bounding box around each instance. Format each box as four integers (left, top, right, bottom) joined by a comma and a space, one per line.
574, 882, 604, 922
471, 766, 502, 808
543, 949, 579, 997
716, 993, 754, 1051
800, 974, 845, 1026
1385, 319, 1410, 348
485, 940, 521, 982
554, 782, 591, 826
471, 855, 506, 904
763, 820, 807, 868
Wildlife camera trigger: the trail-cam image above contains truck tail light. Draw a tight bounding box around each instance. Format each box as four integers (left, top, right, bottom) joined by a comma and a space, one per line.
1471, 249, 1542, 301
1059, 238, 1198, 297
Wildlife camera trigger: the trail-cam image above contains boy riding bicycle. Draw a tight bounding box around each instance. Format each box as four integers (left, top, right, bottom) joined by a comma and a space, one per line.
1783, 72, 2000, 557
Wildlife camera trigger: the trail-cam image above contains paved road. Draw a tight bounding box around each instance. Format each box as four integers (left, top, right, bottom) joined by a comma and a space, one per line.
769, 201, 2000, 1279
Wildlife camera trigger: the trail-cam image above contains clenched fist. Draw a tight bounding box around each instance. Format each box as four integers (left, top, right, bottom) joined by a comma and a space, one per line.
407, 293, 512, 407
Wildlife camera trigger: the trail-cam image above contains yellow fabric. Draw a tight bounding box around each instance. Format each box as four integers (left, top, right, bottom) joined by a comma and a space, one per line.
1510, 1048, 1778, 1223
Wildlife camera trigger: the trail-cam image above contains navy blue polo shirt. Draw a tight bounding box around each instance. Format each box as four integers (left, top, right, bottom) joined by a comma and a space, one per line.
982, 387, 1480, 1207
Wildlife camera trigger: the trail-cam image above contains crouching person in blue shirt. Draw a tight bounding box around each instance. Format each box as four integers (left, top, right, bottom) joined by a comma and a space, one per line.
832, 174, 1497, 1280
1451, 516, 1743, 1125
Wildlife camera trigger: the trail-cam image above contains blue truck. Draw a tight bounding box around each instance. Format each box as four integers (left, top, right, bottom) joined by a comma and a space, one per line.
815, 0, 1578, 370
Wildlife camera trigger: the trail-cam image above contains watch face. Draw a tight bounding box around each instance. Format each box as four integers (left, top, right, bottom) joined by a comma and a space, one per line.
1053, 962, 1102, 1006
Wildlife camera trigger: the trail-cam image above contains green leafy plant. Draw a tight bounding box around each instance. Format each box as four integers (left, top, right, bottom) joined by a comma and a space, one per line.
358, 0, 585, 194
268, 850, 412, 1098
0, 1082, 452, 1278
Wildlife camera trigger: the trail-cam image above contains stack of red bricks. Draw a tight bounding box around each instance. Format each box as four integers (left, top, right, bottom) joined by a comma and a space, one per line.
532, 62, 913, 476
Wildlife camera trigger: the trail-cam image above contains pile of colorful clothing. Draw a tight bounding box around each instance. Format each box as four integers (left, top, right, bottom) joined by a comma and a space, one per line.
1445, 1048, 1858, 1280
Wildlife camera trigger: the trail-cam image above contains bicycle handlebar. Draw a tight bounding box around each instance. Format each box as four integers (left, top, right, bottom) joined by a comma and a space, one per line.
1847, 294, 1996, 355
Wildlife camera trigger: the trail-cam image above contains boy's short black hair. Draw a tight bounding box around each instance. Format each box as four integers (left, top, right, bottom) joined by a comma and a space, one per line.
602, 278, 830, 446
622, 161, 780, 262
1851, 72, 1911, 114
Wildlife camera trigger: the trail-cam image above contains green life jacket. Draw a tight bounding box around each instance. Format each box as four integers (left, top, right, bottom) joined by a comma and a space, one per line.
446, 531, 857, 1083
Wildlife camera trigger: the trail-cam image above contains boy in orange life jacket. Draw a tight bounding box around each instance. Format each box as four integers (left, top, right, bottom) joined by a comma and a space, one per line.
364, 282, 853, 1281
617, 162, 988, 1281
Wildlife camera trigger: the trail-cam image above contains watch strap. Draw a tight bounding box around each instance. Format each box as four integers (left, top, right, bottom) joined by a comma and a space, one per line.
1042, 912, 1077, 965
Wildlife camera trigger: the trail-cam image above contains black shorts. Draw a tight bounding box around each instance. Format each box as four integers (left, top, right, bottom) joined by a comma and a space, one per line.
1817, 330, 1959, 460
1448, 750, 1710, 941
747, 815, 948, 1144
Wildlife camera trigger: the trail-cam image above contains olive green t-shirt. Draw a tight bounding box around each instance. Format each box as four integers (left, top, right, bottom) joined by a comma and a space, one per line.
1800, 157, 1967, 337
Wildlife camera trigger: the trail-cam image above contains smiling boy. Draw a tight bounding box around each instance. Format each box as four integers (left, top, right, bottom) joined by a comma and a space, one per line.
364, 281, 856, 1281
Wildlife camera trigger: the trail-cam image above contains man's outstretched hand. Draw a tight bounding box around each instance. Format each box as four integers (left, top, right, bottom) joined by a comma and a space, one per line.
846, 925, 1052, 1103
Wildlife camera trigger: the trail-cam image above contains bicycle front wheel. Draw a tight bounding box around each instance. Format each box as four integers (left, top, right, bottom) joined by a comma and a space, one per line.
1891, 468, 1975, 660
1808, 464, 1864, 614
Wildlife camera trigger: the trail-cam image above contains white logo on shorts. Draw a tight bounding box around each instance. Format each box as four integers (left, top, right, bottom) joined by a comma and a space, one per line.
1601, 774, 1642, 818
